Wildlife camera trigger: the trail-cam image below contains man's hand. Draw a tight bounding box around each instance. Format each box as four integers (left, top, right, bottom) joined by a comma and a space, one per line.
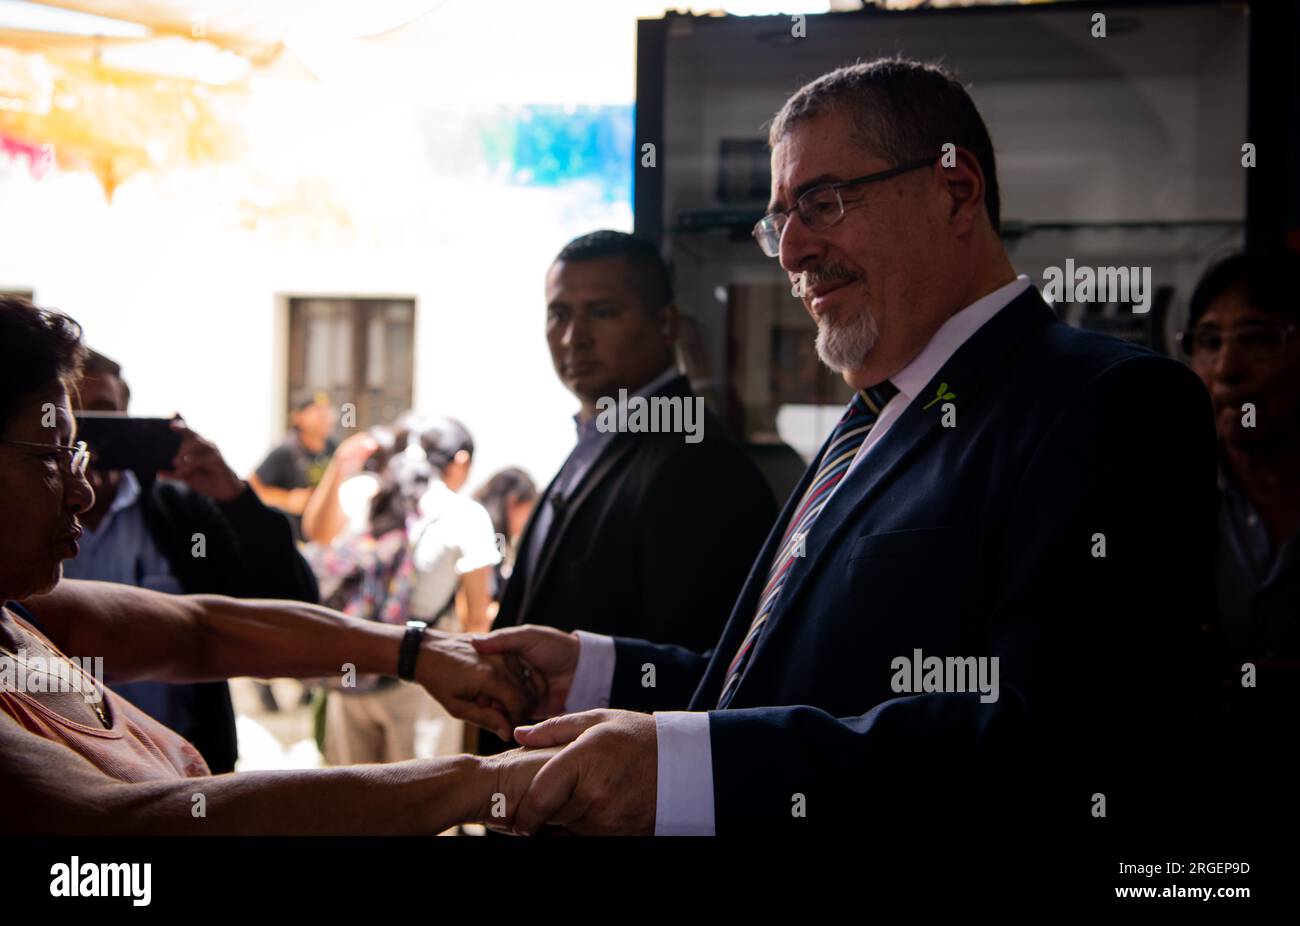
162, 419, 245, 503
511, 709, 658, 835
471, 624, 580, 719
415, 631, 545, 741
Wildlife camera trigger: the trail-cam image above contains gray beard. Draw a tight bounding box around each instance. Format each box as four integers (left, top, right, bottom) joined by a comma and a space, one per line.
815, 305, 880, 373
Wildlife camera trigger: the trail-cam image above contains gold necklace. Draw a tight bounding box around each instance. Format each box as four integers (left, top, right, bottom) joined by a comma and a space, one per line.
0, 640, 111, 729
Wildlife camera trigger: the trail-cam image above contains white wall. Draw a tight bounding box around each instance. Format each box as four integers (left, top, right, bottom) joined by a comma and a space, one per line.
0, 162, 629, 494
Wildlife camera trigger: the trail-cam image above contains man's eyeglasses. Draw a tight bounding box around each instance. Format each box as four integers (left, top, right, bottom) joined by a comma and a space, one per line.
752, 158, 936, 258
1176, 323, 1297, 364
0, 438, 92, 478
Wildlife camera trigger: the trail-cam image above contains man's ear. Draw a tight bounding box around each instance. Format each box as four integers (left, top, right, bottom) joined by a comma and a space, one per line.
939, 147, 986, 236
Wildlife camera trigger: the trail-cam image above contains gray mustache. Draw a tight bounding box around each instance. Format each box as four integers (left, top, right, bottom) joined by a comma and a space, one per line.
803, 267, 857, 287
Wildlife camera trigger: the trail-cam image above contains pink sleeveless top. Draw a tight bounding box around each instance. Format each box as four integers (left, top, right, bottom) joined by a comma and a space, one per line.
0, 611, 210, 782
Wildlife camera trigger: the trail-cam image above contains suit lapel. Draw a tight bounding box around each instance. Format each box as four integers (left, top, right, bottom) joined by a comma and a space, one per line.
497, 466, 565, 624
730, 289, 1058, 698
518, 436, 636, 618
518, 375, 697, 619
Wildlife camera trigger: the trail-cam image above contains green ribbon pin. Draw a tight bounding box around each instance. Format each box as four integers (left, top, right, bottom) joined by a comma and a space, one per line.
921, 381, 956, 411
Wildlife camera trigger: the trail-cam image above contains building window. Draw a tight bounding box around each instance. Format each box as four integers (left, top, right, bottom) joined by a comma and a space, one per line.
287, 297, 415, 430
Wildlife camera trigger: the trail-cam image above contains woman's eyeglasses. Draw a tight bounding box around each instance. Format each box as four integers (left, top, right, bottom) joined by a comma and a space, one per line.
0, 438, 92, 478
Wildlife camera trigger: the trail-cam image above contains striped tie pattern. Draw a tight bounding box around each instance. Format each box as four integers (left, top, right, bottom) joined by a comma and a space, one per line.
716, 380, 899, 709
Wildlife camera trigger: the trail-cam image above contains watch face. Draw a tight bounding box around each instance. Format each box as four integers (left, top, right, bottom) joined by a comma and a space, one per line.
406, 620, 428, 630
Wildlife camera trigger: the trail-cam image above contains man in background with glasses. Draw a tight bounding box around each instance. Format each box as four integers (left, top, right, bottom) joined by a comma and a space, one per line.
1180, 252, 1300, 671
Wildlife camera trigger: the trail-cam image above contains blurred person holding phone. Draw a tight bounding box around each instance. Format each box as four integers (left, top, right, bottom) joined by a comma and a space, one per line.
62, 349, 319, 772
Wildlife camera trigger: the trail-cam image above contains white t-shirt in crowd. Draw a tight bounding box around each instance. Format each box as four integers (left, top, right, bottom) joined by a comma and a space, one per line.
335, 474, 501, 626
407, 480, 501, 623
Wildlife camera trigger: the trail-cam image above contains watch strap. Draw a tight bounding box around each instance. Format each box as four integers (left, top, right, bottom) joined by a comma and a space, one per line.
398, 620, 429, 681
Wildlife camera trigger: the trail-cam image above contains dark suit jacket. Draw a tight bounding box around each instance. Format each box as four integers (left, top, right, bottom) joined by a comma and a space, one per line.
483, 375, 776, 753
605, 289, 1221, 832
495, 375, 776, 647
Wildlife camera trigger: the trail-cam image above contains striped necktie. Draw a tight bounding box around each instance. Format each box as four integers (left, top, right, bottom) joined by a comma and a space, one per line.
716, 380, 899, 709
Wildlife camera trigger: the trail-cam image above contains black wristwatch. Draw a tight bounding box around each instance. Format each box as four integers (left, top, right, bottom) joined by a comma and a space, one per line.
397, 620, 429, 681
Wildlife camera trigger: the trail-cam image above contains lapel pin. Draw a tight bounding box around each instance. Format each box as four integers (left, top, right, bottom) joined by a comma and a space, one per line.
921, 382, 956, 411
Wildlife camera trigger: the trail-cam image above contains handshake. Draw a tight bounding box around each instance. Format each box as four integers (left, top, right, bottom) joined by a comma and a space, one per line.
414, 624, 658, 836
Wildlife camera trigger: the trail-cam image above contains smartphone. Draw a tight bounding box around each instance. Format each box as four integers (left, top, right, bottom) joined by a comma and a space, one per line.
74, 412, 182, 473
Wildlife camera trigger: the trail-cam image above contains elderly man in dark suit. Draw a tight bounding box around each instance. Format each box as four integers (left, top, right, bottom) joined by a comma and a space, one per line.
474, 58, 1220, 834
479, 231, 777, 755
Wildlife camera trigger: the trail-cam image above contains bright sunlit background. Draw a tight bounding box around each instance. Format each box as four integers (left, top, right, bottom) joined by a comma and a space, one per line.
0, 0, 846, 773
1, 0, 832, 487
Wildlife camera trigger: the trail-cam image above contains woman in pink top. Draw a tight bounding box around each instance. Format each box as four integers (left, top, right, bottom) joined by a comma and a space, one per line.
0, 296, 552, 835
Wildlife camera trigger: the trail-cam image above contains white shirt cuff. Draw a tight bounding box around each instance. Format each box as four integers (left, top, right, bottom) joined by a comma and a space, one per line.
653, 711, 716, 836
564, 630, 615, 713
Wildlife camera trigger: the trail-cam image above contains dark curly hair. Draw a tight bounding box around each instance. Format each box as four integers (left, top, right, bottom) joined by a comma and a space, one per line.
473, 467, 538, 540
0, 295, 86, 436
366, 414, 475, 537
1187, 252, 1300, 329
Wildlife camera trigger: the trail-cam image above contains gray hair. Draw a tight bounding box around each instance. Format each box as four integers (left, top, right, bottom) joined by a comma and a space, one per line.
768, 57, 1001, 232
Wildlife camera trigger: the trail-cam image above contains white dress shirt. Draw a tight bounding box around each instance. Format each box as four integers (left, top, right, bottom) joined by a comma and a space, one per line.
565, 275, 1033, 834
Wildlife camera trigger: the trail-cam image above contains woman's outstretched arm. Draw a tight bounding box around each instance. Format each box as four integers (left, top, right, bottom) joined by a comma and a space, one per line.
0, 713, 553, 835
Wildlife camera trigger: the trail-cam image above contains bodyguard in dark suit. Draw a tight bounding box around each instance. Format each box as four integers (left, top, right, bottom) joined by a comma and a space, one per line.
481, 231, 776, 751
475, 59, 1220, 834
